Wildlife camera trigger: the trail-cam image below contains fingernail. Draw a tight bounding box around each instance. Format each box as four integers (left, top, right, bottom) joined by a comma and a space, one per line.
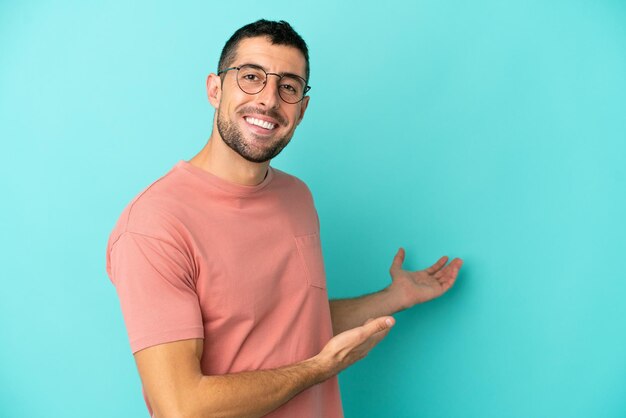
385, 318, 393, 326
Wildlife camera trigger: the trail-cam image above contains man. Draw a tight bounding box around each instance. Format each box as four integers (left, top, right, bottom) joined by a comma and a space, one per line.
106, 20, 463, 418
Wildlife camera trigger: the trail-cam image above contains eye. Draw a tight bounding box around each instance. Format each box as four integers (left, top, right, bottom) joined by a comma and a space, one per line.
280, 84, 297, 94
243, 73, 261, 81
239, 67, 266, 84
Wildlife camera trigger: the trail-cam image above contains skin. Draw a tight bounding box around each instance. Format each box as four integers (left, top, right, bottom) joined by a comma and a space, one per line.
189, 36, 309, 186
134, 36, 464, 418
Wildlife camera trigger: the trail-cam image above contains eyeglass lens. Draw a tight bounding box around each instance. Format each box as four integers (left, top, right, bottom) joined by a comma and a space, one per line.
237, 65, 306, 104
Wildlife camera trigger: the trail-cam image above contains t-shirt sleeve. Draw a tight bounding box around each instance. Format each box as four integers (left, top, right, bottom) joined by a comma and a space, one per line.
108, 232, 204, 353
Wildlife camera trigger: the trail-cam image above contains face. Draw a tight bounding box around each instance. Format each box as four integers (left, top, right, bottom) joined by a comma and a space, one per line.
209, 37, 310, 163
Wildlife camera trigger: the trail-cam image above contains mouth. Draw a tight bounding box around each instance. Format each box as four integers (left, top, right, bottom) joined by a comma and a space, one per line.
244, 116, 277, 132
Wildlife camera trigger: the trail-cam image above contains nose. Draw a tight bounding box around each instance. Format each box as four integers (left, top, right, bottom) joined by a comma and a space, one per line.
255, 75, 281, 109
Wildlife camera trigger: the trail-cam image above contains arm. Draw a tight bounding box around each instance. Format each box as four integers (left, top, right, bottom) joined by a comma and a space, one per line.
330, 248, 463, 335
135, 316, 395, 418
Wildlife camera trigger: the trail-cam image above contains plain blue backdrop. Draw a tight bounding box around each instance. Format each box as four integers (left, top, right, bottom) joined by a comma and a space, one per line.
1, 1, 625, 417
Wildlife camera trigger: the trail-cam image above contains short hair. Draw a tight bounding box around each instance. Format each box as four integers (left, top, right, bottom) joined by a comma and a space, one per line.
218, 19, 310, 82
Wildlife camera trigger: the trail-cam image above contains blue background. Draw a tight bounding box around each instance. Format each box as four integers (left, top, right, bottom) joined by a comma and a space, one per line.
1, 1, 625, 417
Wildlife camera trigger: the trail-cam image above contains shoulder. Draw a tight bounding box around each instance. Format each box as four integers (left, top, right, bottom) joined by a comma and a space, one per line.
270, 167, 314, 198
269, 168, 319, 228
107, 166, 192, 249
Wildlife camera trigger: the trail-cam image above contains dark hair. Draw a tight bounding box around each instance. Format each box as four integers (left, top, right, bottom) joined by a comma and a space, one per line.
218, 19, 310, 82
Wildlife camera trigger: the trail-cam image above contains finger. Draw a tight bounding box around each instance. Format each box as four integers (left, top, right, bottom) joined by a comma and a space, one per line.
425, 256, 449, 274
389, 248, 405, 274
361, 316, 395, 339
436, 258, 463, 288
437, 272, 457, 291
435, 257, 463, 278
451, 258, 464, 270
359, 317, 392, 348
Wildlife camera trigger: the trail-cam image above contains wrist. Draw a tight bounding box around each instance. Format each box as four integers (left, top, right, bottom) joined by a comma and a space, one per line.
303, 354, 334, 384
384, 282, 412, 312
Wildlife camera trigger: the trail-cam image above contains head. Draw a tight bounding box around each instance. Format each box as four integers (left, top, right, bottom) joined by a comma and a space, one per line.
218, 20, 310, 84
206, 20, 311, 163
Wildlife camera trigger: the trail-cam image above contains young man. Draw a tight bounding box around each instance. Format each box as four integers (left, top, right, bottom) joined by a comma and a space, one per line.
106, 20, 463, 418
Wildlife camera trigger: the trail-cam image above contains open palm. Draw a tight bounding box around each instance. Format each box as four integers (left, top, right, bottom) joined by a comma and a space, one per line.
389, 248, 463, 309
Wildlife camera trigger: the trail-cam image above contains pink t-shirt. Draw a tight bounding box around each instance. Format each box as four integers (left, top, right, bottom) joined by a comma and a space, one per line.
106, 161, 343, 417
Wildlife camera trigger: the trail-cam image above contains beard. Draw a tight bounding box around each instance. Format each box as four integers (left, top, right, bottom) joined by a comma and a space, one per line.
216, 107, 293, 163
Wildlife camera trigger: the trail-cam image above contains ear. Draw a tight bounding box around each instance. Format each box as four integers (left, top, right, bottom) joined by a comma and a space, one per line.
295, 95, 310, 126
206, 73, 222, 109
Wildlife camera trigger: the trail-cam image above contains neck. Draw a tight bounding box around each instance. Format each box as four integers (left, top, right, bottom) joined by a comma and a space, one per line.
189, 132, 270, 186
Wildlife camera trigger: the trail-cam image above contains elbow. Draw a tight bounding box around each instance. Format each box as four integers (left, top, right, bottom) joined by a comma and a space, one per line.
149, 384, 204, 418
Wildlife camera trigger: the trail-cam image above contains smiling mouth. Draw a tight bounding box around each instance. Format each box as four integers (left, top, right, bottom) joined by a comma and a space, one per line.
244, 117, 276, 130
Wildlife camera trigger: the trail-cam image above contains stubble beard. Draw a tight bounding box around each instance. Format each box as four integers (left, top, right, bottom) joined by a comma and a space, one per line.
216, 108, 293, 163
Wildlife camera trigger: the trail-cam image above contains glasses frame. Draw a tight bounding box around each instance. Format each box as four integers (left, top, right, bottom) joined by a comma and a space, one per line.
217, 64, 311, 104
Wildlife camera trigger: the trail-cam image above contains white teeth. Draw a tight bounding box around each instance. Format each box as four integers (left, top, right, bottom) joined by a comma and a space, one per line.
245, 117, 276, 130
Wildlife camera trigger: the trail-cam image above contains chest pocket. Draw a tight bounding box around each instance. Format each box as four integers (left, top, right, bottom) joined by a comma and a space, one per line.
294, 233, 327, 289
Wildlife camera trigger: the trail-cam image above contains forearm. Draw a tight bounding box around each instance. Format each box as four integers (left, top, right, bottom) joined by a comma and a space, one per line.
329, 285, 408, 335
140, 317, 395, 418
168, 358, 328, 418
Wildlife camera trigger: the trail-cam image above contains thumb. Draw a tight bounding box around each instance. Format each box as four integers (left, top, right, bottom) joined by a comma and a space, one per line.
389, 247, 405, 274
362, 316, 395, 336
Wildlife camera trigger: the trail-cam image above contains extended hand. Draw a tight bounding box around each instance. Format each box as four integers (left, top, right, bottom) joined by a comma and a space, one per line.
315, 316, 395, 379
388, 248, 463, 309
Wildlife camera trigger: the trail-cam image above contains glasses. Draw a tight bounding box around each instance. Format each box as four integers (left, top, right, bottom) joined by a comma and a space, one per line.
217, 64, 311, 104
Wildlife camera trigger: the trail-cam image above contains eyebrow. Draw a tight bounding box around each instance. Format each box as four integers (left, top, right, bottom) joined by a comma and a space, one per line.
241, 62, 307, 82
